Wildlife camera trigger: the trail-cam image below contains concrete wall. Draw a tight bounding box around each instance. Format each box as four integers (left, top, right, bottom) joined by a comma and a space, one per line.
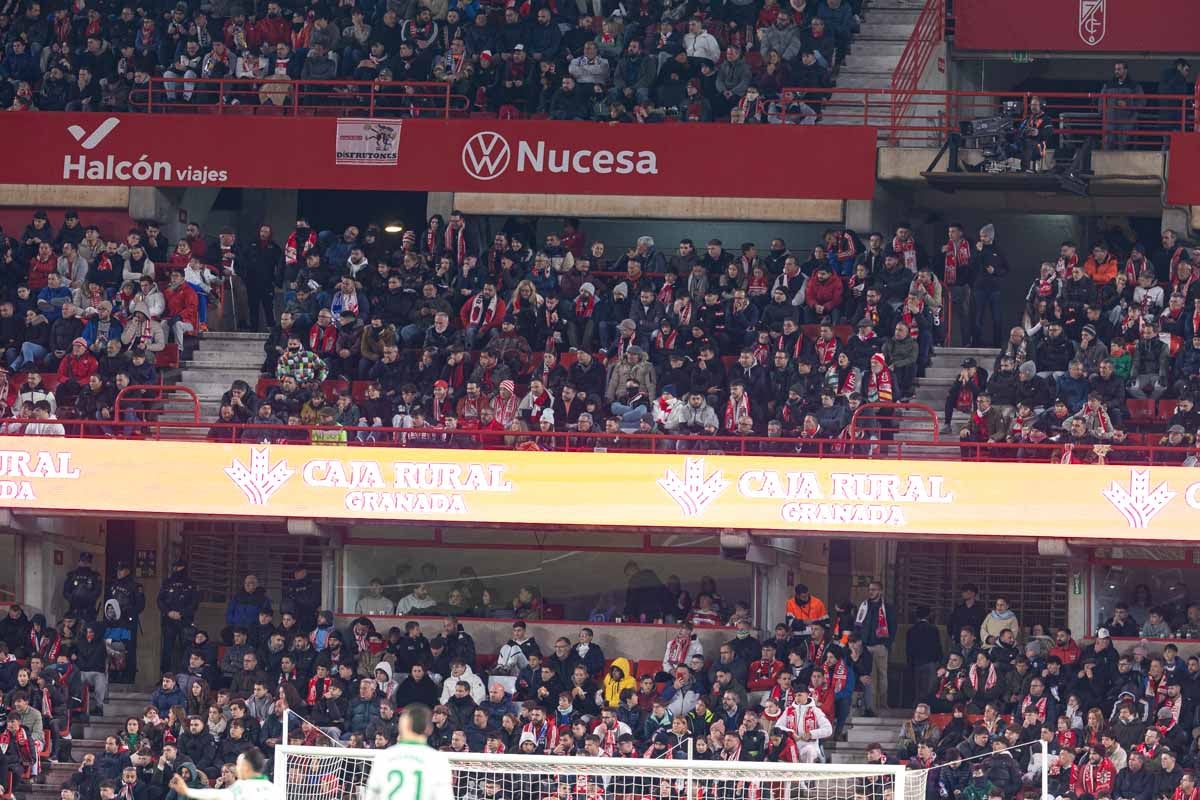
0, 185, 128, 210
453, 193, 844, 223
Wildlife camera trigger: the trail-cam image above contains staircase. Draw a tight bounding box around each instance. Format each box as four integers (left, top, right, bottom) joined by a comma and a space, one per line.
175, 331, 270, 422
834, 0, 926, 92
888, 346, 1001, 459
23, 685, 147, 800
826, 708, 909, 763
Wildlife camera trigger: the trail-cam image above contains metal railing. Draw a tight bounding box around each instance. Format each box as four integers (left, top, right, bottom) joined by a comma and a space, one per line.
781, 87, 1195, 149
0, 413, 1192, 465
137, 77, 470, 118
890, 0, 945, 144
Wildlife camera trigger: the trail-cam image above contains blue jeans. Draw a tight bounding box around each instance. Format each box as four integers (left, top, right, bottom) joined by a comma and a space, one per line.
971, 287, 1002, 347
187, 281, 209, 324
11, 341, 47, 371
611, 402, 647, 430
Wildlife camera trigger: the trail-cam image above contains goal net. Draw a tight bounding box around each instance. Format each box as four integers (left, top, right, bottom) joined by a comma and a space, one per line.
275, 745, 919, 800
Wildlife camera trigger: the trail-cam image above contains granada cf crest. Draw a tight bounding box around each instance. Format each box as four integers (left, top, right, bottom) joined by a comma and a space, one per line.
1079, 0, 1106, 46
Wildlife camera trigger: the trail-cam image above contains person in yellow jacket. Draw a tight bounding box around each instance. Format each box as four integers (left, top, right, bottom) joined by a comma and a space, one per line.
601, 656, 637, 708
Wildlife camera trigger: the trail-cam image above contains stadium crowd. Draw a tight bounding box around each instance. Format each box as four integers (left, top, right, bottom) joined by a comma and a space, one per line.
10, 554, 1200, 800
3, 210, 1200, 461
0, 0, 859, 121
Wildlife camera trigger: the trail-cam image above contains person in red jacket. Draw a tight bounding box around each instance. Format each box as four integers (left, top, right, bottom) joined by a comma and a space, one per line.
255, 2, 291, 47
164, 270, 199, 344
746, 641, 784, 707
56, 337, 98, 407
805, 264, 844, 324
460, 282, 506, 350
27, 242, 57, 291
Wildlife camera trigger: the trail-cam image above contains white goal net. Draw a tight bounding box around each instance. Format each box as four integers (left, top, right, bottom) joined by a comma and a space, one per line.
275, 745, 920, 800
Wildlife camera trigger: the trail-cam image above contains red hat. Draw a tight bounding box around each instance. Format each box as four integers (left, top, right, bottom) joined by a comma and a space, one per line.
433, 379, 449, 389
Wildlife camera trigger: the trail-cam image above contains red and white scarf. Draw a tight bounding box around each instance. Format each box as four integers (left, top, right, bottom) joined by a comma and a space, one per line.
854, 600, 890, 639
1021, 693, 1048, 722
945, 237, 970, 286
969, 664, 997, 691
867, 361, 893, 403
892, 236, 917, 272
723, 392, 751, 431
468, 292, 499, 326
574, 294, 596, 319
445, 224, 468, 266
815, 337, 838, 367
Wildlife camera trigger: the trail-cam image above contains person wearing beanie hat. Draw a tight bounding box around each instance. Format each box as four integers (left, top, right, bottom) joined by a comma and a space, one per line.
491, 378, 519, 428
56, 334, 99, 397
568, 281, 598, 351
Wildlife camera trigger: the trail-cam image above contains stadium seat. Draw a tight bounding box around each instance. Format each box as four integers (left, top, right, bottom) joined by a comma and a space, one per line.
1126, 399, 1157, 426
1158, 399, 1178, 421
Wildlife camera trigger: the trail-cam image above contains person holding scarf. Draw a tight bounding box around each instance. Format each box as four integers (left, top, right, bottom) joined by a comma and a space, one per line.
941, 223, 975, 345
460, 282, 506, 350
567, 282, 598, 352
865, 352, 896, 440
852, 580, 893, 713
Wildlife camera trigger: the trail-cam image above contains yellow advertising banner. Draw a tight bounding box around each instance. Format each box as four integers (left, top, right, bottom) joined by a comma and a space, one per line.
1, 437, 1198, 540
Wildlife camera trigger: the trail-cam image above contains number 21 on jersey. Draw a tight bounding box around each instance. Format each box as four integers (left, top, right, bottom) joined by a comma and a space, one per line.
386, 769, 424, 800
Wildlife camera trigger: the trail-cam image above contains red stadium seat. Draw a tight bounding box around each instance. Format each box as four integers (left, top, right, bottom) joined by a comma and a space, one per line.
1158, 399, 1178, 421
1126, 399, 1157, 426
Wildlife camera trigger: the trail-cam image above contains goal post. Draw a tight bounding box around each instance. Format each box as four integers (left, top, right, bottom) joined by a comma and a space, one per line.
275, 744, 918, 800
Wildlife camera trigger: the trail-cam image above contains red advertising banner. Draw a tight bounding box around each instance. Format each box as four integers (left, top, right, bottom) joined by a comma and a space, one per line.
1167, 133, 1200, 205
954, 0, 1199, 52
0, 113, 877, 200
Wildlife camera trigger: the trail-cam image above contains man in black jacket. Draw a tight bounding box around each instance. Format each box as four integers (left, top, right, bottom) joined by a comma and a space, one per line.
157, 560, 199, 673
282, 567, 320, 632
64, 552, 103, 621
104, 562, 145, 684
240, 225, 283, 331
971, 224, 1009, 347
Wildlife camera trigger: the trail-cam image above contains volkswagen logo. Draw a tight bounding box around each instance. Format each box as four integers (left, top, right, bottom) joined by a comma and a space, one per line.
461, 131, 512, 181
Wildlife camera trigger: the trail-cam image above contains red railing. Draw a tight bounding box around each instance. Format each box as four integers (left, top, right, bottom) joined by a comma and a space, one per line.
139, 77, 470, 118
0, 415, 1192, 465
782, 87, 1195, 148
889, 0, 946, 145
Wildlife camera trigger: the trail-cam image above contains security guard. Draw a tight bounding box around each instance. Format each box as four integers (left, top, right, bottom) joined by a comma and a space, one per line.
157, 559, 199, 673
104, 562, 146, 683
63, 552, 103, 620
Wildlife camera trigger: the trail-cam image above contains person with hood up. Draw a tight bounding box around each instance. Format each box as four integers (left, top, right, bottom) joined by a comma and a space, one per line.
164, 761, 207, 800
440, 660, 486, 705
980, 598, 1020, 647
373, 662, 399, 704
27, 614, 60, 661
309, 610, 336, 652
601, 658, 637, 709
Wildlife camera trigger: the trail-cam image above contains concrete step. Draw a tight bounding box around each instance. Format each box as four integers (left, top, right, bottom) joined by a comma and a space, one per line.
937, 347, 1001, 359
185, 353, 266, 369
855, 22, 921, 39
843, 53, 901, 73
853, 40, 907, 57
832, 71, 894, 89
201, 332, 271, 342
862, 8, 920, 24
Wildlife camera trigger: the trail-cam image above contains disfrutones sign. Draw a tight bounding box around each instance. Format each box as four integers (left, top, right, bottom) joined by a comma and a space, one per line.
0, 113, 877, 199
954, 0, 1198, 52
5, 438, 1200, 541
